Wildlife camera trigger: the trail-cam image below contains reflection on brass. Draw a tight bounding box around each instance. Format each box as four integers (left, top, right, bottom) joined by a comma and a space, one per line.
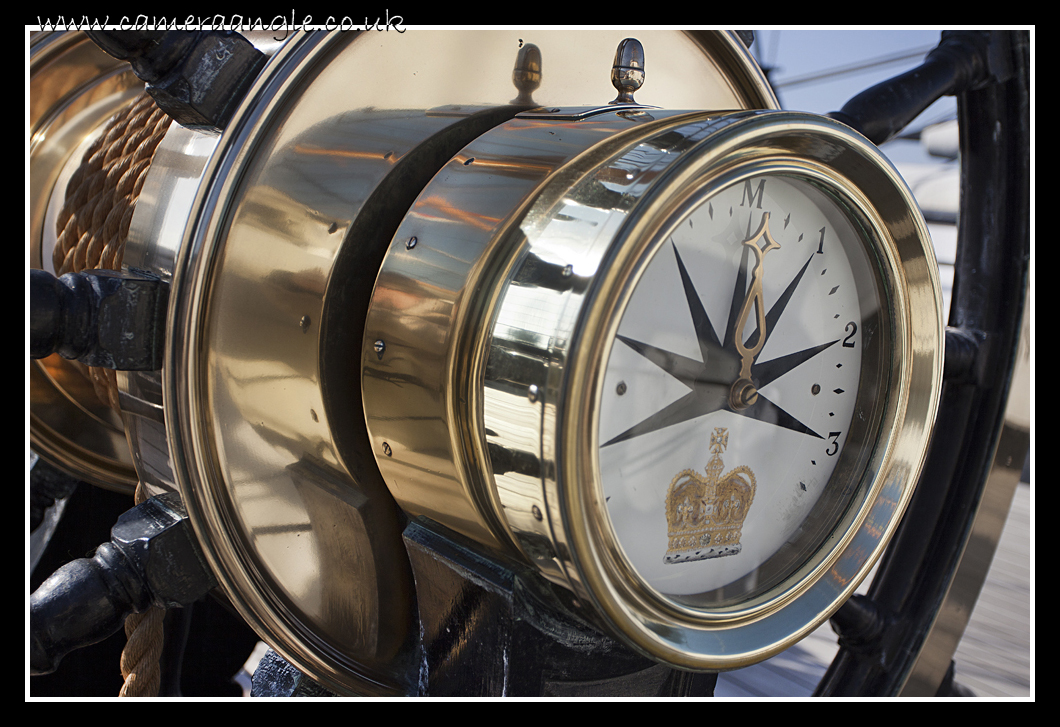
511, 43, 542, 105
285, 455, 411, 663
610, 38, 645, 105
665, 428, 756, 563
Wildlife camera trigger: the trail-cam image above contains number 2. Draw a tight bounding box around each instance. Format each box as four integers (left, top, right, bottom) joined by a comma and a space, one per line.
842, 321, 857, 347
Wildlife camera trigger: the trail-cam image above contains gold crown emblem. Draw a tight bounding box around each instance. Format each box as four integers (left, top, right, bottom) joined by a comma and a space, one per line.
664, 427, 756, 564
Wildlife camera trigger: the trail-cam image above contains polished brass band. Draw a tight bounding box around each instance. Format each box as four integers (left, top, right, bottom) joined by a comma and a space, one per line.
119, 124, 220, 499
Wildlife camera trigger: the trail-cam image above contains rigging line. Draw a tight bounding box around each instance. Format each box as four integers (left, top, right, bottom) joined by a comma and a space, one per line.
771, 45, 938, 90
763, 28, 782, 69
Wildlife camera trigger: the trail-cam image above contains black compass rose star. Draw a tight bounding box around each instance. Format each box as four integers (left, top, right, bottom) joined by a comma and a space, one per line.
602, 241, 837, 448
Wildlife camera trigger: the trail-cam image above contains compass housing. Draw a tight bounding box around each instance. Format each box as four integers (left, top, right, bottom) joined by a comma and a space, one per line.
363, 110, 943, 669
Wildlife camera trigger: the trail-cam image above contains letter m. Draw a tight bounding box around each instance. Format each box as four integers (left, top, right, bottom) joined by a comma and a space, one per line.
740, 179, 766, 209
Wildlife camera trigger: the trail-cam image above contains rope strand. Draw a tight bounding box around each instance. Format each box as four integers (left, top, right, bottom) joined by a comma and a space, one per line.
119, 479, 168, 697
53, 90, 174, 697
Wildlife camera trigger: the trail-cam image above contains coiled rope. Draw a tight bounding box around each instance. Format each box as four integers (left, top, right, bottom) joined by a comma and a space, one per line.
53, 90, 173, 697
52, 91, 172, 413
117, 481, 166, 698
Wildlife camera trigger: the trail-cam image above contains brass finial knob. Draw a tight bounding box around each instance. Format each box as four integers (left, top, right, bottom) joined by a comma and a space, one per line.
610, 38, 645, 104
512, 43, 542, 105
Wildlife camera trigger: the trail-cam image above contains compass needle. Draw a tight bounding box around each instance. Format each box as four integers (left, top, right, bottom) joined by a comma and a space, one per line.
729, 212, 782, 409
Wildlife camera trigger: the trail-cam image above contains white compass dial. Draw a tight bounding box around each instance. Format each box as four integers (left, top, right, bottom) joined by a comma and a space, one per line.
598, 174, 885, 602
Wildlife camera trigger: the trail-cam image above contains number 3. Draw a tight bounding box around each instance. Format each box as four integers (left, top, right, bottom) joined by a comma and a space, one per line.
827, 431, 842, 456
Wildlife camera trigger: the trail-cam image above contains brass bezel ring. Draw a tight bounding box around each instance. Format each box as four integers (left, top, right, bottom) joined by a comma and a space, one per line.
554, 114, 943, 669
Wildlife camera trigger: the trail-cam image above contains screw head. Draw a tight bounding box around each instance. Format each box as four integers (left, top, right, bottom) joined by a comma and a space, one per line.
730, 379, 758, 410
382, 442, 392, 457
406, 236, 418, 250
374, 339, 386, 359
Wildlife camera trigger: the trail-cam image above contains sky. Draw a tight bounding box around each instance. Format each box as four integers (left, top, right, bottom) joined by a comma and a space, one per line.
744, 29, 965, 316
747, 29, 956, 165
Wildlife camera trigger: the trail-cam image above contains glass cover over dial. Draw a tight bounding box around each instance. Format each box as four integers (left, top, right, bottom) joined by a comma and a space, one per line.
598, 173, 887, 607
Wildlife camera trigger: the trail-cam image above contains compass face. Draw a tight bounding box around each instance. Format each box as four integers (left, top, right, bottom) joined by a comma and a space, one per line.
598, 173, 888, 606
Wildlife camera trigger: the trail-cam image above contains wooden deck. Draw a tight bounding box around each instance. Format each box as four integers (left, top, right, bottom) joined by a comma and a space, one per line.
715, 481, 1032, 698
